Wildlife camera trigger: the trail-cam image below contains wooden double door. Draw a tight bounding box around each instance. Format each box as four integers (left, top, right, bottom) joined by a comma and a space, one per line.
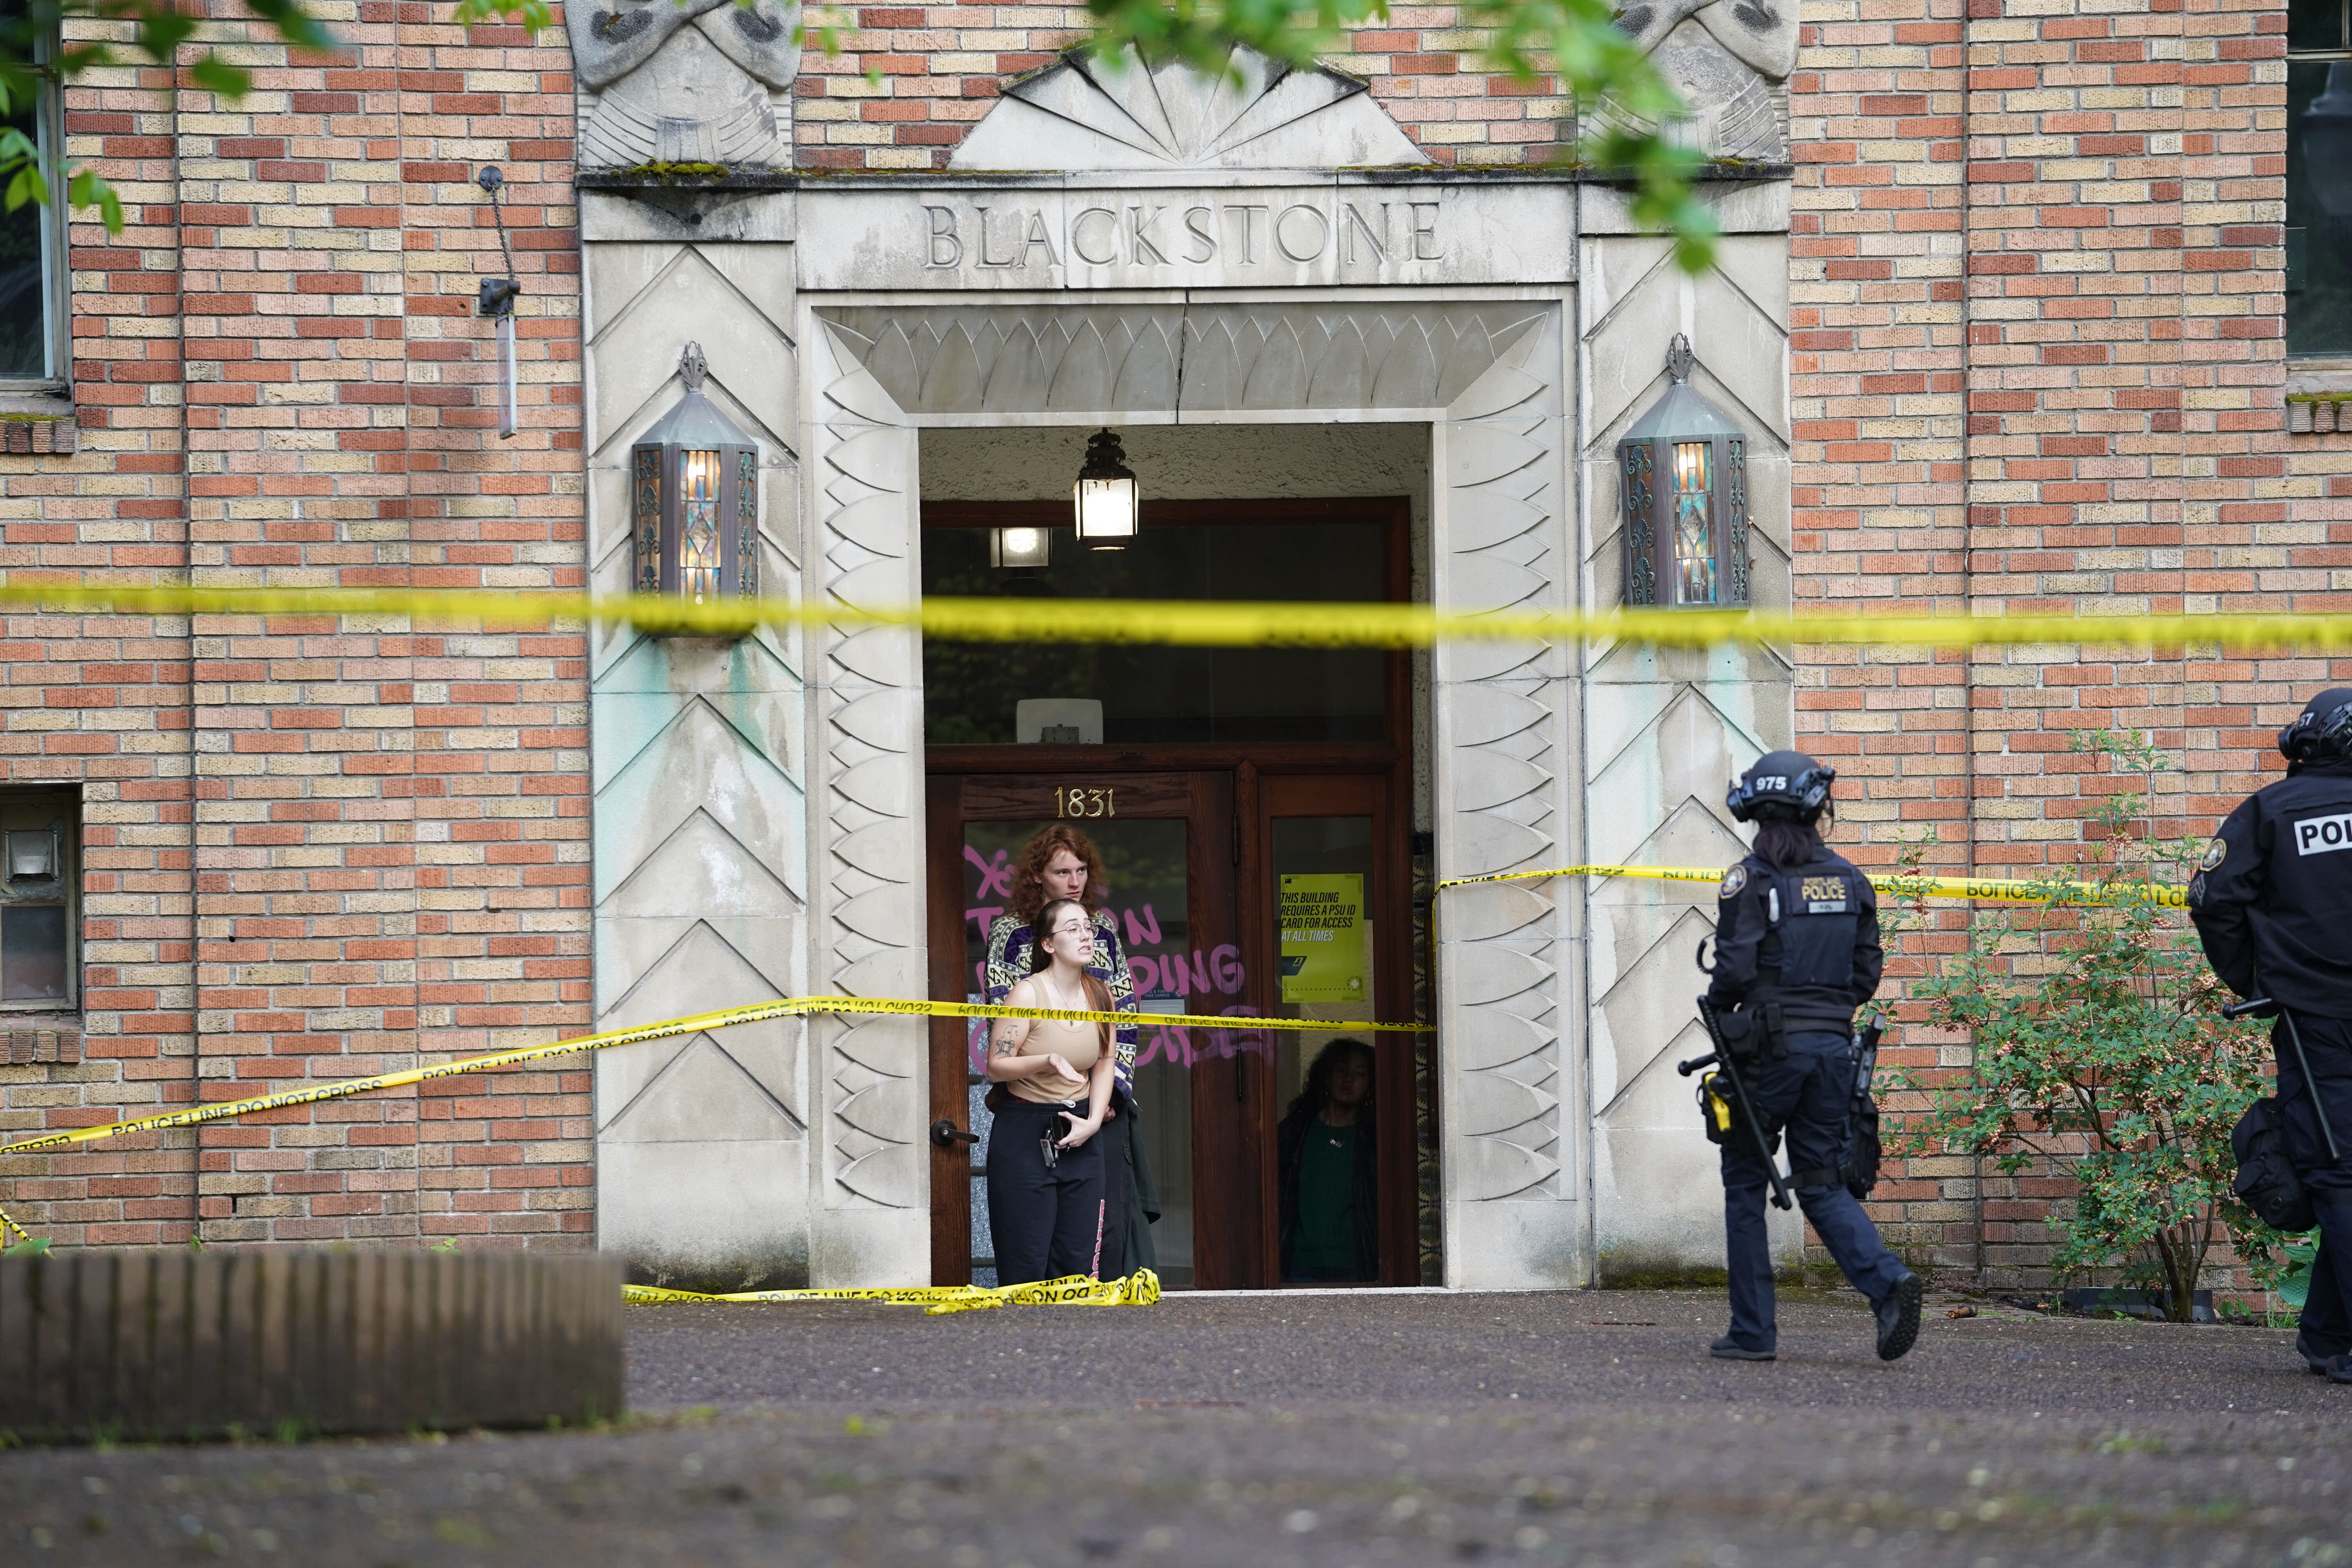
924, 758, 1416, 1289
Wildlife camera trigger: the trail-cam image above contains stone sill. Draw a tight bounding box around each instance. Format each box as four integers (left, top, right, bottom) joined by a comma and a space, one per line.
0, 1022, 81, 1063
0, 385, 76, 455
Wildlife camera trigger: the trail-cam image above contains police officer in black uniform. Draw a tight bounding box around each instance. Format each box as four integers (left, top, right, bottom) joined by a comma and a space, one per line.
2189, 688, 2352, 1383
1705, 750, 1924, 1362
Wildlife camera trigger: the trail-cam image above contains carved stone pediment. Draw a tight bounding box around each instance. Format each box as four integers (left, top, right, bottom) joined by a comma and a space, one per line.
569, 0, 801, 91
569, 0, 800, 170
951, 44, 1429, 171
1604, 0, 1793, 162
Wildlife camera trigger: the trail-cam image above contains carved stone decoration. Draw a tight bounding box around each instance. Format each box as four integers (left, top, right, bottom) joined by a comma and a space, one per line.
585, 232, 809, 1287
797, 321, 929, 1283
569, 0, 799, 169
1428, 312, 1582, 1288
1576, 211, 1797, 1278
568, 0, 800, 90
951, 44, 1428, 171
1600, 0, 1793, 161
816, 303, 1543, 416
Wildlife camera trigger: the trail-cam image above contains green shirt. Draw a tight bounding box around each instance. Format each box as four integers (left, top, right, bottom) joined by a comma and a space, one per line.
1290, 1118, 1360, 1274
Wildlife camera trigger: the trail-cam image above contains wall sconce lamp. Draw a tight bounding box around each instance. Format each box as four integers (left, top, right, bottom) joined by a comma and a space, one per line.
1619, 334, 1749, 608
1073, 428, 1139, 550
631, 343, 760, 606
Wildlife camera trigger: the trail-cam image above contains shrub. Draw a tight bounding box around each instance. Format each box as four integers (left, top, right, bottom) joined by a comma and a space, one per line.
1888, 730, 2292, 1321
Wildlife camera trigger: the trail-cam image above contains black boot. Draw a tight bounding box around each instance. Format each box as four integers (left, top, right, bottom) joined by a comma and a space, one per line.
1875, 1272, 1923, 1361
1710, 1335, 1775, 1361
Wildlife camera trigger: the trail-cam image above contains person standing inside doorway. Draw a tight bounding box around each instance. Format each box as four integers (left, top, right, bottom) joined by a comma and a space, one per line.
1706, 751, 1922, 1363
985, 826, 1144, 1272
986, 897, 1118, 1284
1278, 1037, 1379, 1283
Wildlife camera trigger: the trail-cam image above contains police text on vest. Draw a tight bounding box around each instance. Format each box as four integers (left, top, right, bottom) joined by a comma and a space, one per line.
2294, 812, 2352, 855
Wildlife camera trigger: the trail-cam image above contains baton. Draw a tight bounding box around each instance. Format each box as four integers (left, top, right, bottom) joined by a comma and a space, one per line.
1685, 997, 1793, 1211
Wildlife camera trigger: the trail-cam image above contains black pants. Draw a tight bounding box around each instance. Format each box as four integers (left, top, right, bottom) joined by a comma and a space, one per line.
987, 1099, 1107, 1287
1720, 1030, 1906, 1353
2274, 1013, 2352, 1359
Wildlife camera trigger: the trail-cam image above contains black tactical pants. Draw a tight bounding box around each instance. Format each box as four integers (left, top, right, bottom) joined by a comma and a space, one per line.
1720, 1029, 1907, 1354
2275, 1012, 2352, 1359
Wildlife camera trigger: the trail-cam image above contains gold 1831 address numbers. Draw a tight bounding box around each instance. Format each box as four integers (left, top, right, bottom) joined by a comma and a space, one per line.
1054, 785, 1115, 819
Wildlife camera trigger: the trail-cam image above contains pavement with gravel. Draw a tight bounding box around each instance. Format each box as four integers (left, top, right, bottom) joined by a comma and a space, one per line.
1, 1287, 2347, 1566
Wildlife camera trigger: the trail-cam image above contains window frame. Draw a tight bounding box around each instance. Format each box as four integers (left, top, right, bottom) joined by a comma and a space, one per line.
0, 789, 78, 1013
2287, 0, 2352, 369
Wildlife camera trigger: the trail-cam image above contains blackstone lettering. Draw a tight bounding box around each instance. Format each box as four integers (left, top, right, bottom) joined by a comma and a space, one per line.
1071, 206, 1118, 266
926, 204, 961, 268
1275, 203, 1328, 262
915, 199, 1443, 271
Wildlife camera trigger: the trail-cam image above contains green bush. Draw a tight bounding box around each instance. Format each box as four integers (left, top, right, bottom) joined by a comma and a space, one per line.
1889, 730, 2294, 1321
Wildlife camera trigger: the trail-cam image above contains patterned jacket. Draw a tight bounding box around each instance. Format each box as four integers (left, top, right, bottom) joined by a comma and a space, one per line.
985, 907, 1140, 1096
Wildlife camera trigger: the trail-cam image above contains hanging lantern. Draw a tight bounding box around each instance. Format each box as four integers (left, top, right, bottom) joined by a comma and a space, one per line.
632, 343, 760, 606
1619, 334, 1749, 608
1072, 428, 1139, 549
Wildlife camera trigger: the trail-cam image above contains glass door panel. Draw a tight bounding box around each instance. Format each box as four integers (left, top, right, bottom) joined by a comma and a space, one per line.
1270, 815, 1381, 1284
958, 815, 1196, 1286
1257, 769, 1414, 1287
927, 772, 1252, 1288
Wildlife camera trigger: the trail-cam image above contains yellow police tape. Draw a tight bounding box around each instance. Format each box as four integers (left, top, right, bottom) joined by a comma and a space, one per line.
624, 1269, 1163, 1314
0, 995, 1424, 1161
1437, 862, 2188, 908
9, 579, 2352, 652
0, 862, 2183, 1166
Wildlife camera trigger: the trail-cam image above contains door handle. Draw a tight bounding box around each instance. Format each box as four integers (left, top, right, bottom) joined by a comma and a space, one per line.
930, 1117, 980, 1150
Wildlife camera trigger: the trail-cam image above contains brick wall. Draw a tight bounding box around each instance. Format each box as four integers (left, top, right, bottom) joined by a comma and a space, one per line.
794, 5, 1569, 168
1792, 0, 2352, 1290
4, 0, 2343, 1286
0, 1, 593, 1249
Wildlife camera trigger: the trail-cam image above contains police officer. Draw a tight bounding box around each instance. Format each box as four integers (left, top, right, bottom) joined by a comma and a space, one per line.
1705, 750, 1923, 1362
2189, 688, 2352, 1384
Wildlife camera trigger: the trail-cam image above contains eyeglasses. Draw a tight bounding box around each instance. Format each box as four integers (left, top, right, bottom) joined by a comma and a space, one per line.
1048, 920, 1091, 936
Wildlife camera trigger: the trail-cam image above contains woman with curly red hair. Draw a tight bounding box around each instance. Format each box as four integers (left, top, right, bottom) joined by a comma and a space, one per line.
984, 824, 1143, 1275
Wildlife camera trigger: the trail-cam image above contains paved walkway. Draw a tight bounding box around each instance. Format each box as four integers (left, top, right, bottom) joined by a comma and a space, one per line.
2, 1289, 2347, 1566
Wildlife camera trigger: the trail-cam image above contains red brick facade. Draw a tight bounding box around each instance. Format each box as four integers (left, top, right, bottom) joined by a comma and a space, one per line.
1793, 0, 2352, 1282
0, 4, 593, 1247
0, 0, 2345, 1294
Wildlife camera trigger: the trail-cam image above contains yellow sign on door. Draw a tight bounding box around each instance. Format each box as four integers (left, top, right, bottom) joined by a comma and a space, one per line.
1279, 873, 1367, 1004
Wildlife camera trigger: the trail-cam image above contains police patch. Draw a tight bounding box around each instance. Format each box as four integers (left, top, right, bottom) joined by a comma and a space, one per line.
1719, 864, 1748, 899
2200, 836, 2228, 872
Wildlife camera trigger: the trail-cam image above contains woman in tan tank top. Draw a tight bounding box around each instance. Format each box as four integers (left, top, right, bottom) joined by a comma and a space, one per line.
985, 897, 1117, 1284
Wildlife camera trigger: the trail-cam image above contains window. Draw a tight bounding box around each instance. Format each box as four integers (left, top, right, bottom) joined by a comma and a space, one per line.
0, 791, 75, 1008
2290, 0, 2352, 358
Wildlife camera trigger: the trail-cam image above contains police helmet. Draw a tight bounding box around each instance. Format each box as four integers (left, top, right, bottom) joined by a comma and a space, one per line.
1726, 750, 1836, 824
2279, 688, 2352, 765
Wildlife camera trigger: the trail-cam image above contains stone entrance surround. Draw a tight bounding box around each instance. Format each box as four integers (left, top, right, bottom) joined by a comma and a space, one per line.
580, 165, 1792, 1291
